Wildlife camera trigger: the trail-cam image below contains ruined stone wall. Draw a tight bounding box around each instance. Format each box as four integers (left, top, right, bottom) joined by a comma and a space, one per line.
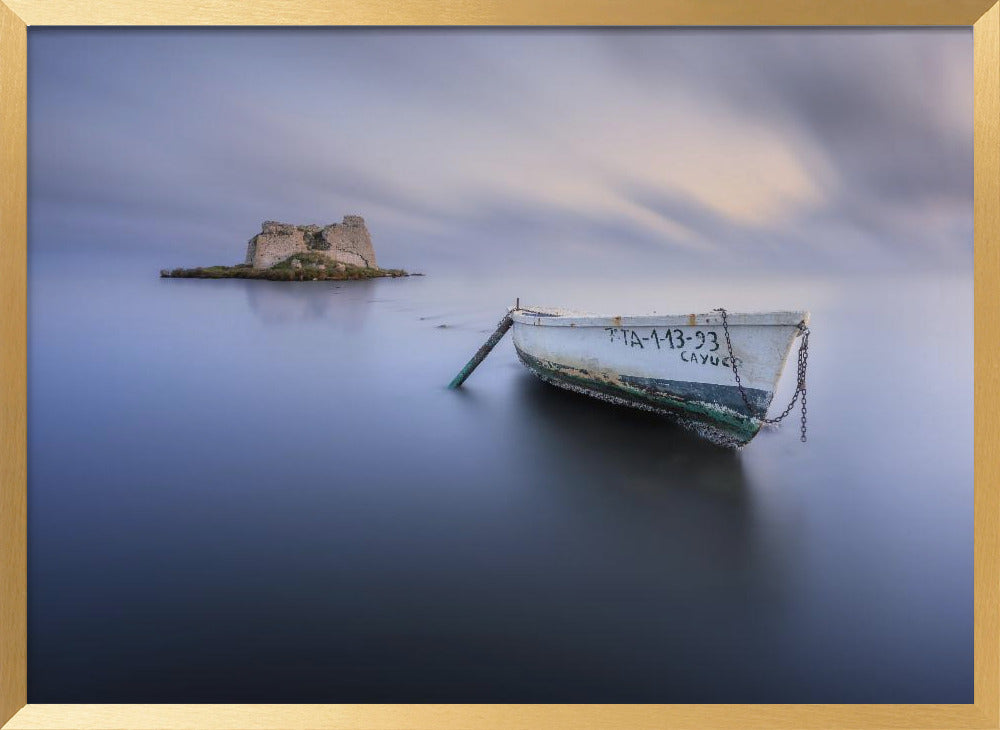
245, 216, 378, 270
245, 222, 307, 269
319, 215, 377, 268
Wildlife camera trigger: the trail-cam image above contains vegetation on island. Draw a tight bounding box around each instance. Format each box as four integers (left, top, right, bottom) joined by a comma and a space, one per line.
161, 253, 410, 281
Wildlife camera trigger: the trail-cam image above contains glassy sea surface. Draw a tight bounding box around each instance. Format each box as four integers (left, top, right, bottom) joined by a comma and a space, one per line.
28, 254, 972, 703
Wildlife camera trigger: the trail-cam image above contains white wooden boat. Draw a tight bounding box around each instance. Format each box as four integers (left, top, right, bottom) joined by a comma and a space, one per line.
449, 305, 810, 447
510, 307, 810, 446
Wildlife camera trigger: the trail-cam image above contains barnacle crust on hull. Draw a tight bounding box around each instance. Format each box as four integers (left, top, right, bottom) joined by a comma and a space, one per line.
515, 348, 762, 447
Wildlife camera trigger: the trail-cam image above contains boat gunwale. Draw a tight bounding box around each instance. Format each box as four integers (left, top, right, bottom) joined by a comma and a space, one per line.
510, 308, 810, 328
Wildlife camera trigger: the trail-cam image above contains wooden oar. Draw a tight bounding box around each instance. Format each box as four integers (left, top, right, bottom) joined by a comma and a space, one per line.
448, 309, 515, 388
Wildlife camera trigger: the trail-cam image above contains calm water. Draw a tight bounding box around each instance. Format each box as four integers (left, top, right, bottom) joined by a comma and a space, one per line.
28, 254, 972, 702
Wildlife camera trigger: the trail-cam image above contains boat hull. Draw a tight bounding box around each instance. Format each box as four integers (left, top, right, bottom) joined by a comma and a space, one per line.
510, 310, 807, 446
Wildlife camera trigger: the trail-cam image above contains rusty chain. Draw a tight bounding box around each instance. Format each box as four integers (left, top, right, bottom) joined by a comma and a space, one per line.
714, 308, 810, 442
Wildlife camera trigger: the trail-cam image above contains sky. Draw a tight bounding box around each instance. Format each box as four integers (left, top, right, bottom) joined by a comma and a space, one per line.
28, 28, 972, 276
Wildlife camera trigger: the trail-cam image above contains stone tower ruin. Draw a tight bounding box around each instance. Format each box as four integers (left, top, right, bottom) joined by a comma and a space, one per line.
244, 216, 378, 270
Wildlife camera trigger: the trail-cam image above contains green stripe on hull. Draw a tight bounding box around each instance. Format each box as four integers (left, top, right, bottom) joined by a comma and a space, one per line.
515, 348, 763, 446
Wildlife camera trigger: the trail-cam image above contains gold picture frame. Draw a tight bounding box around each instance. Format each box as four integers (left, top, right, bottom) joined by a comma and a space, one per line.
1, 1, 997, 727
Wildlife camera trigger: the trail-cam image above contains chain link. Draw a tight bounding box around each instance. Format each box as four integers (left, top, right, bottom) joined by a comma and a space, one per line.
714, 308, 810, 442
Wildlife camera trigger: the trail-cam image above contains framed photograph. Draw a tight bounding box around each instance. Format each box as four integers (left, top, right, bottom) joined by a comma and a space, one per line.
1, 1, 997, 728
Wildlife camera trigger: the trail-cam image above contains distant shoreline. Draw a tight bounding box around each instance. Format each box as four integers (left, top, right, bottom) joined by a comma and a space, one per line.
161, 254, 413, 282
161, 265, 411, 281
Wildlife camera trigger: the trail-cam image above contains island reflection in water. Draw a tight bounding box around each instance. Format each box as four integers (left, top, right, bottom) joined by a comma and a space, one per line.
28, 258, 972, 703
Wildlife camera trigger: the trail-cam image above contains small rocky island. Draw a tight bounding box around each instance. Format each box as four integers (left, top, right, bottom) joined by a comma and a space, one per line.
161, 216, 409, 280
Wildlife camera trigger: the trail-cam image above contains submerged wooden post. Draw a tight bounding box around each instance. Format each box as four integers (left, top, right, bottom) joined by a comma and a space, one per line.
448, 312, 514, 388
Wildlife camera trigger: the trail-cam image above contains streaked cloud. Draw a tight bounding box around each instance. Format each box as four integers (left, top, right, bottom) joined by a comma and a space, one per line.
29, 28, 971, 274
